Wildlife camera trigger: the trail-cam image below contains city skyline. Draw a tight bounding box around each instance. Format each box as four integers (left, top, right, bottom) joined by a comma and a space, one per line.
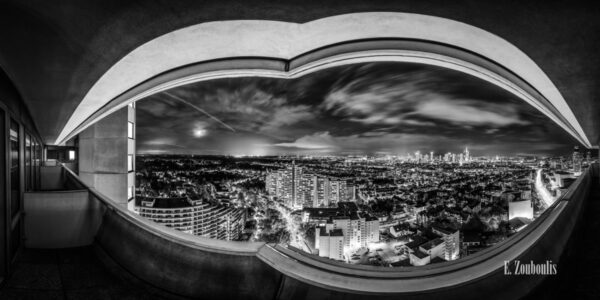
136, 62, 579, 157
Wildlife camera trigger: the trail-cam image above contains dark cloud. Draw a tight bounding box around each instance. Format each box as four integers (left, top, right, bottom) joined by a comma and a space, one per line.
135, 62, 578, 157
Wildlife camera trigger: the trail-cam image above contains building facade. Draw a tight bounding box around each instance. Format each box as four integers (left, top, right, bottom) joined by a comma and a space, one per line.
266, 164, 352, 209
136, 196, 246, 241
432, 224, 461, 261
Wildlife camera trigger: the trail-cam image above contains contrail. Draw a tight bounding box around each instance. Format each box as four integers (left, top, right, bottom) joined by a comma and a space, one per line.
162, 91, 236, 132
144, 142, 187, 149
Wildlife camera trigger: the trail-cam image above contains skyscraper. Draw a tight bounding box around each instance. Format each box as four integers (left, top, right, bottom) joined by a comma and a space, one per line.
268, 161, 306, 209
586, 151, 591, 164
573, 146, 582, 174
266, 164, 351, 208
346, 182, 356, 201
299, 173, 316, 208
329, 179, 347, 206
314, 176, 330, 207
265, 172, 277, 196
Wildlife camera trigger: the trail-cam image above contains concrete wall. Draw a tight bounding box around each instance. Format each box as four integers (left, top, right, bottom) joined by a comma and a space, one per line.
95, 208, 281, 300
79, 107, 129, 206
23, 190, 103, 248
39, 166, 66, 191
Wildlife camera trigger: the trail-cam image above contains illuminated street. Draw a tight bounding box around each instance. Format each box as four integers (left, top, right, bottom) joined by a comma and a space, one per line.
535, 169, 559, 208
273, 200, 308, 251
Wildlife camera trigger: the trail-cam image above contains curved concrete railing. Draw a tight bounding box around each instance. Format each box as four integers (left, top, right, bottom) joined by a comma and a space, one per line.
60, 165, 279, 300
61, 164, 593, 299
57, 37, 588, 148
55, 13, 590, 148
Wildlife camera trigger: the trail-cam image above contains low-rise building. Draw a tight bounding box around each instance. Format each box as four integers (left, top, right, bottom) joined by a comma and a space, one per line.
432, 222, 460, 261
316, 227, 344, 261
508, 199, 533, 220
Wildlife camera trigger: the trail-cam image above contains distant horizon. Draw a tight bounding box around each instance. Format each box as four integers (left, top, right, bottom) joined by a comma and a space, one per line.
135, 152, 580, 159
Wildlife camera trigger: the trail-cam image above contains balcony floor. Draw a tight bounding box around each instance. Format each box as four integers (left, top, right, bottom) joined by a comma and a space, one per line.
0, 246, 162, 299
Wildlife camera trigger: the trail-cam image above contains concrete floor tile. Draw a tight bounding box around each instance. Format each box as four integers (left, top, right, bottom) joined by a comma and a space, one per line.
6, 263, 62, 290
0, 288, 64, 300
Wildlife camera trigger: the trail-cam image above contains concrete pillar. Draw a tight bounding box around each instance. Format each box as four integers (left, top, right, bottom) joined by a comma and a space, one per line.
127, 103, 136, 211
79, 105, 135, 208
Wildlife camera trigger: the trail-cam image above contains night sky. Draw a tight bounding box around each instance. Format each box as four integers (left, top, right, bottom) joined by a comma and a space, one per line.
135, 62, 578, 157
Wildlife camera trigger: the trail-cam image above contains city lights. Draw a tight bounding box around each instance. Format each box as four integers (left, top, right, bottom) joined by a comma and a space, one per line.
133, 149, 590, 267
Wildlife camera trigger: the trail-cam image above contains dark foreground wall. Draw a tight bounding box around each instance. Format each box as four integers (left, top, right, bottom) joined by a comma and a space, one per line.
0, 68, 40, 142
0, 67, 44, 280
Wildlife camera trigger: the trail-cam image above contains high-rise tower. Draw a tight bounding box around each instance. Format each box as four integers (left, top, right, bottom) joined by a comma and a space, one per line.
573, 146, 582, 174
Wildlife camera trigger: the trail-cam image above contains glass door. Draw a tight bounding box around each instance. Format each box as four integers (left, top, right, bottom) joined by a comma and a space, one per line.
25, 134, 31, 191
9, 119, 20, 262
0, 109, 5, 279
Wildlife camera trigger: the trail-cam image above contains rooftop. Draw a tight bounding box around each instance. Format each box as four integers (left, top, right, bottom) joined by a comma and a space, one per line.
330, 229, 344, 237
431, 222, 458, 235
405, 236, 429, 249
411, 250, 429, 259
420, 238, 444, 251
136, 196, 193, 209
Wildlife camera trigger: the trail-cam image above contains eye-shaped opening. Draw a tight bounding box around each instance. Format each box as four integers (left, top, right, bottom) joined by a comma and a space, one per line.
129, 60, 582, 267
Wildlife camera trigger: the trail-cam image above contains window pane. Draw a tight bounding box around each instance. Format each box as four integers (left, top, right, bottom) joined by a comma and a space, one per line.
128, 122, 134, 139
32, 141, 36, 189
128, 155, 134, 172
25, 134, 31, 191
33, 141, 39, 189
0, 109, 5, 276
10, 120, 20, 216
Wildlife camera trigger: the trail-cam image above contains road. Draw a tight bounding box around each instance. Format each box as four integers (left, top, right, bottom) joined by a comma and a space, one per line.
535, 169, 558, 207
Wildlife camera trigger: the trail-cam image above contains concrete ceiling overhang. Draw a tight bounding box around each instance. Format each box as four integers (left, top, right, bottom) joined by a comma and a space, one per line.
54, 12, 591, 147
1, 1, 599, 147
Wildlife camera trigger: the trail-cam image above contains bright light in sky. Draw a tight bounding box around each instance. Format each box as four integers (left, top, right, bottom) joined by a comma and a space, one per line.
193, 128, 207, 137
